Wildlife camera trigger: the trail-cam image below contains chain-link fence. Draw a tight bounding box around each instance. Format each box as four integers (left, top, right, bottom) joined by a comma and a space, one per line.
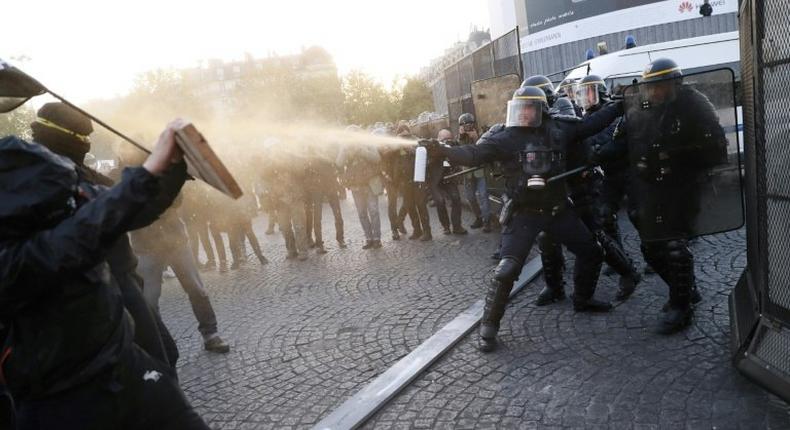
442, 28, 522, 128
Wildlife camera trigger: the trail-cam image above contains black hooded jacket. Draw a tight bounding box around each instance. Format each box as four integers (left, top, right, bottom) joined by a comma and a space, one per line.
0, 136, 184, 400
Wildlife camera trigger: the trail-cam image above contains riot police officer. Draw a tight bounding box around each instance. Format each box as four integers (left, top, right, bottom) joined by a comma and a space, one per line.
535, 75, 641, 306
425, 85, 624, 352
621, 58, 728, 333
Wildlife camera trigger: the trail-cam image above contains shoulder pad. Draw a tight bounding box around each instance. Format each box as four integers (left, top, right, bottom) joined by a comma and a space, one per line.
480, 123, 506, 139
550, 114, 582, 123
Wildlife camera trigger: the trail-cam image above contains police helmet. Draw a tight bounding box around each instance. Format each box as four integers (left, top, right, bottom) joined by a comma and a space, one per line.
506, 86, 547, 128
551, 97, 577, 117
575, 74, 609, 111
641, 58, 682, 83
521, 75, 555, 105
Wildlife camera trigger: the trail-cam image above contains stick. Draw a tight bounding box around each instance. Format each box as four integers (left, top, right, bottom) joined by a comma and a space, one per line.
442, 166, 484, 181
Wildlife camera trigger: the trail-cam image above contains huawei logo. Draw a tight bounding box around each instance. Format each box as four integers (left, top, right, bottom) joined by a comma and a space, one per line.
678, 1, 694, 12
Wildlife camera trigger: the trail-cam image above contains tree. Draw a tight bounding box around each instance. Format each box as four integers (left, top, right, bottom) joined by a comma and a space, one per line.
398, 78, 434, 120
341, 70, 398, 126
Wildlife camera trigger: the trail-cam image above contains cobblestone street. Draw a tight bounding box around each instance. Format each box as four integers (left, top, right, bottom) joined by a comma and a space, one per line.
157, 197, 790, 429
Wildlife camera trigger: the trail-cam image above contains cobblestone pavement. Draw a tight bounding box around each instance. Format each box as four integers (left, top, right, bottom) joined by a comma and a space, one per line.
364, 228, 790, 429
156, 196, 790, 429
159, 195, 502, 429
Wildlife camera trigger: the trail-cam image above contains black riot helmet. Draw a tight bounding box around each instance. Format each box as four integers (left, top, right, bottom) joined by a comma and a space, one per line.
551, 97, 577, 117
641, 58, 683, 83
640, 58, 683, 105
575, 74, 609, 111
506, 86, 547, 128
521, 75, 555, 106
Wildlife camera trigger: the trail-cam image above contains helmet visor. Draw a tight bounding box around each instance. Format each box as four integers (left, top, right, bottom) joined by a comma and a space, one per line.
576, 82, 602, 110
639, 80, 677, 106
506, 99, 543, 128
559, 82, 577, 101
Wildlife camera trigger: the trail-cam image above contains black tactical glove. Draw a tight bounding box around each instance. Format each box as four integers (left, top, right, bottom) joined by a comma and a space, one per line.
418, 139, 448, 159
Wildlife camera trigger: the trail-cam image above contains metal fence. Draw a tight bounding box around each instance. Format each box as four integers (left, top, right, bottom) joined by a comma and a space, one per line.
730, 0, 790, 404
443, 28, 522, 128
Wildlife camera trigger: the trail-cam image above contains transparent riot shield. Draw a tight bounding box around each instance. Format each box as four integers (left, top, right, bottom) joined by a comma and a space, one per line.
623, 68, 744, 242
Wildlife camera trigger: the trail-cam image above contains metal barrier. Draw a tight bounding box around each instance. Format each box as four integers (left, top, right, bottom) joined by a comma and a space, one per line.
442, 28, 523, 128
730, 0, 790, 404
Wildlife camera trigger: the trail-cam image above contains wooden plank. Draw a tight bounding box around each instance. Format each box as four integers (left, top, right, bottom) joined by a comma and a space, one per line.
174, 123, 243, 199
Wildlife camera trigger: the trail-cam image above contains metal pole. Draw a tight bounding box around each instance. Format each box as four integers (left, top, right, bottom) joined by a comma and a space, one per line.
45, 90, 151, 154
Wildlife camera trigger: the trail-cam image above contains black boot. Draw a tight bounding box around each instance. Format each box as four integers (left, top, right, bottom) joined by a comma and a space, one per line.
615, 271, 641, 301
478, 323, 498, 353
470, 217, 484, 229
573, 296, 612, 312
657, 240, 695, 333
482, 217, 492, 233
478, 259, 519, 352
392, 229, 401, 240
536, 232, 565, 306
535, 285, 565, 306
657, 304, 692, 334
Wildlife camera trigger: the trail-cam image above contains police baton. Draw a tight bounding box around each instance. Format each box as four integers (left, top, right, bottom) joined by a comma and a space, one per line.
545, 165, 590, 184
442, 166, 484, 181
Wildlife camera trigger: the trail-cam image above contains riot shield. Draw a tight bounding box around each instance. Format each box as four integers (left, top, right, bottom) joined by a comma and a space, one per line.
623, 68, 743, 242
471, 74, 521, 130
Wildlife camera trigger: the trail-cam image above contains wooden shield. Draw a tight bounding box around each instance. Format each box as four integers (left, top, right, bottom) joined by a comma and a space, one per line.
175, 123, 243, 199
471, 74, 521, 130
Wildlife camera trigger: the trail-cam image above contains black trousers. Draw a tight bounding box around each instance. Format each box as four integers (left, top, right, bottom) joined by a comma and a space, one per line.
385, 182, 401, 232
429, 175, 463, 231
305, 189, 344, 246
500, 209, 602, 296
16, 345, 209, 430
398, 183, 431, 234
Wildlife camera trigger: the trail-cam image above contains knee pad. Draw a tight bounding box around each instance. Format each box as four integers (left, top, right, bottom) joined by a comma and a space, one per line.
493, 257, 521, 283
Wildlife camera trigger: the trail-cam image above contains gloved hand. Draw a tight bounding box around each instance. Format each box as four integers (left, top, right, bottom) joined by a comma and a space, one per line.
417, 139, 447, 159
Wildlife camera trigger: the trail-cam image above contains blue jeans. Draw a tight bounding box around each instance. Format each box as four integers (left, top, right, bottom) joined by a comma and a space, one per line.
465, 176, 491, 220
352, 187, 381, 241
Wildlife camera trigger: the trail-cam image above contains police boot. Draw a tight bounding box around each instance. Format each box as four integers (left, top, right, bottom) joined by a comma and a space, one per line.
470, 217, 484, 229
572, 243, 611, 312
482, 217, 493, 233
657, 285, 693, 334
595, 230, 640, 301
478, 258, 520, 352
615, 271, 641, 301
536, 233, 566, 306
